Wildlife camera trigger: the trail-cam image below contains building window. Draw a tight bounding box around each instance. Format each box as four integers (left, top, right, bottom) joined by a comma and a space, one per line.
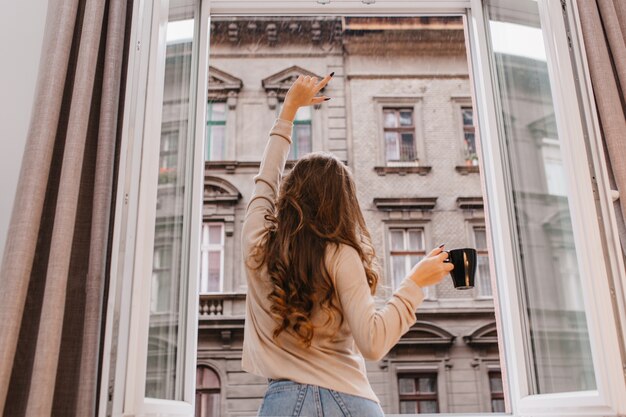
489, 370, 505, 412
206, 101, 227, 161
398, 373, 439, 413
383, 107, 417, 163
196, 366, 220, 417
200, 223, 224, 293
461, 106, 477, 165
151, 244, 173, 312
473, 226, 492, 298
159, 132, 178, 184
389, 228, 430, 297
277, 102, 312, 159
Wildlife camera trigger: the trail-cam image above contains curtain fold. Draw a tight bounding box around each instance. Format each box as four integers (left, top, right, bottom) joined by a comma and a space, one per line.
577, 0, 626, 253
0, 0, 130, 415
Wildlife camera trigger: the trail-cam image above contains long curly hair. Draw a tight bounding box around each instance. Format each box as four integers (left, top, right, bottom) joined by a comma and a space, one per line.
247, 152, 380, 348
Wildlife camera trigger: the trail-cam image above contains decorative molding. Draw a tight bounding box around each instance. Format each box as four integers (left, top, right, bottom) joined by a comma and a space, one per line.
262, 65, 327, 109
203, 177, 242, 236
206, 160, 296, 173
210, 17, 343, 48
374, 165, 432, 176
397, 320, 456, 346
456, 197, 484, 210
208, 66, 243, 108
204, 176, 242, 204
374, 197, 437, 211
463, 322, 498, 346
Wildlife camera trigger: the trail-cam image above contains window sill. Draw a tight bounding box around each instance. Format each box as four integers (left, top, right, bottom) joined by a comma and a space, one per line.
374, 165, 432, 176
455, 165, 480, 174
205, 160, 296, 173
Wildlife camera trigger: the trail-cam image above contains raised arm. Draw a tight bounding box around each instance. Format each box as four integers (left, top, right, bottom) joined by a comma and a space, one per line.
241, 73, 333, 261
331, 244, 452, 361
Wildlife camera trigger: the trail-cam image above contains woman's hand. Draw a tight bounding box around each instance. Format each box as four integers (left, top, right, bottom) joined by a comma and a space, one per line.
279, 73, 333, 121
408, 245, 454, 289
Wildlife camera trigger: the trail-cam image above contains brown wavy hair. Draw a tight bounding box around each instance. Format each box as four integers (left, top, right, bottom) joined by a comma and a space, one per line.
247, 151, 380, 348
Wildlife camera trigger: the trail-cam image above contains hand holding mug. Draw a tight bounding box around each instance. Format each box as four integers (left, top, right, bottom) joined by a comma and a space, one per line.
409, 245, 454, 289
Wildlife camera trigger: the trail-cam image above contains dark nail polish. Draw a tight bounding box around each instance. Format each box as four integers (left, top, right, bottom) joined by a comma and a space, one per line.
324, 97, 331, 101
330, 71, 335, 77
438, 243, 445, 248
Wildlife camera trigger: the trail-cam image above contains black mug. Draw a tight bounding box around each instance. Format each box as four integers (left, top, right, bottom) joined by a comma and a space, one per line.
443, 248, 477, 290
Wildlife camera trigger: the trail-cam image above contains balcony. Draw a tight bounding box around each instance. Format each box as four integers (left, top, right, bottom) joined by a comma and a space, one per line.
199, 292, 247, 318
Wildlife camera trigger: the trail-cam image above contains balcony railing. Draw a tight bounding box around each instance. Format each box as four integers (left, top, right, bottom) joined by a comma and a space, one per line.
198, 293, 247, 318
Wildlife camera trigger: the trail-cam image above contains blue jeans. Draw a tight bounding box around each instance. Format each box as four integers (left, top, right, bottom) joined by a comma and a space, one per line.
258, 378, 385, 416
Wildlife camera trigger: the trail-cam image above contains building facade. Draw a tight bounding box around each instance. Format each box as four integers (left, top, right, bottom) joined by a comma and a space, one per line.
192, 16, 502, 416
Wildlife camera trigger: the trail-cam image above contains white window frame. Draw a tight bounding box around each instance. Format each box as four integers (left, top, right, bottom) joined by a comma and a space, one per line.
199, 222, 225, 293
373, 95, 425, 167
101, 1, 626, 416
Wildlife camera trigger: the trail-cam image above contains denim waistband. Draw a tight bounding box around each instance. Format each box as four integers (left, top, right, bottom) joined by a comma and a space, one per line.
267, 377, 290, 383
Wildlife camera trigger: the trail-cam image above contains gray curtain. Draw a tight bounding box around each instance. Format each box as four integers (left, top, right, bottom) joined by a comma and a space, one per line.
576, 0, 626, 254
0, 0, 131, 416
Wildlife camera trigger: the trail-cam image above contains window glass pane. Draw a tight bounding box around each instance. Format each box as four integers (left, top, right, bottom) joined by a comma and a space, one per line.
146, 0, 195, 400
477, 255, 492, 297
492, 399, 505, 412
462, 107, 473, 125
400, 401, 417, 414
464, 131, 477, 156
295, 124, 312, 155
209, 102, 227, 121
208, 251, 221, 292
208, 125, 225, 160
407, 229, 423, 250
474, 227, 487, 249
400, 133, 416, 161
385, 131, 399, 160
390, 229, 405, 251
418, 376, 436, 393
208, 224, 222, 244
399, 109, 413, 126
488, 0, 595, 393
398, 377, 415, 394
489, 373, 503, 393
392, 255, 406, 288
163, 132, 178, 151
418, 400, 438, 413
383, 109, 398, 128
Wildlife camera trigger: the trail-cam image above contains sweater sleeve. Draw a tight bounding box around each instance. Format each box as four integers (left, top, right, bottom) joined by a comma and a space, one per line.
241, 118, 293, 263
332, 244, 425, 361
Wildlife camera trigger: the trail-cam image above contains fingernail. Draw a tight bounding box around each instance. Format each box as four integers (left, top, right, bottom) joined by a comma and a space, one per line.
330, 72, 335, 77
438, 243, 445, 248
324, 97, 331, 101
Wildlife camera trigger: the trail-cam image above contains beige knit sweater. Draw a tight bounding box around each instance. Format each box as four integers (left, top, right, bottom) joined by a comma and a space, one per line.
241, 117, 426, 404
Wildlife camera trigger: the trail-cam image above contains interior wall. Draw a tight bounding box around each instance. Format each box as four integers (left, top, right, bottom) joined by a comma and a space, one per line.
0, 0, 49, 257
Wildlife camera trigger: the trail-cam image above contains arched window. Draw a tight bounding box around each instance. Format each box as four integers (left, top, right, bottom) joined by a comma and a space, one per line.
195, 366, 220, 417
